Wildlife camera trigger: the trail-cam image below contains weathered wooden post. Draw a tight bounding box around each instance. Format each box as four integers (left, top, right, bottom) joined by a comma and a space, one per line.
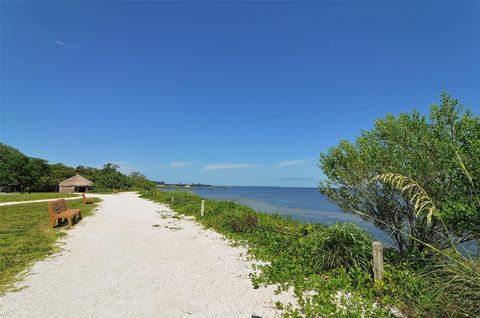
171, 196, 174, 204
200, 200, 205, 217
372, 241, 384, 294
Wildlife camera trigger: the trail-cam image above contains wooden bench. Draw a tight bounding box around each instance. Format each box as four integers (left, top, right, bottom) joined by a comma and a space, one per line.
47, 199, 82, 228
82, 192, 94, 204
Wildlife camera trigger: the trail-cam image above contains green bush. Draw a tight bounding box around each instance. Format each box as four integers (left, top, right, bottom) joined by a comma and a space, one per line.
305, 222, 373, 272
319, 93, 480, 253
224, 212, 258, 233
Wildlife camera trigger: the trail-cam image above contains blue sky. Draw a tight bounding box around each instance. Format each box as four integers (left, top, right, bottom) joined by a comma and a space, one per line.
1, 1, 479, 187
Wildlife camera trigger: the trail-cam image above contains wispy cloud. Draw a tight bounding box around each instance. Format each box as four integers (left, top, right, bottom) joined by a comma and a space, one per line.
277, 159, 312, 167
170, 161, 195, 168
54, 40, 79, 48
204, 163, 259, 170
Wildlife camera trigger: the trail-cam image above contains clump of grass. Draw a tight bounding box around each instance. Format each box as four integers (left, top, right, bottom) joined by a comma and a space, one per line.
305, 222, 373, 271
427, 256, 480, 317
0, 198, 99, 294
403, 255, 480, 318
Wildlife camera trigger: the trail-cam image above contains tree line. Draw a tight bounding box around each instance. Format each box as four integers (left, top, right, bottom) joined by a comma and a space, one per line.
0, 144, 157, 192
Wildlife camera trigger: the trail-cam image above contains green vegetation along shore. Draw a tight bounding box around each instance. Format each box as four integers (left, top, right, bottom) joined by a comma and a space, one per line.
0, 198, 100, 294
143, 189, 478, 317
142, 190, 398, 316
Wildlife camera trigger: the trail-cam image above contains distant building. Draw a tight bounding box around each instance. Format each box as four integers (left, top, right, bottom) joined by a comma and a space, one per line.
59, 174, 94, 193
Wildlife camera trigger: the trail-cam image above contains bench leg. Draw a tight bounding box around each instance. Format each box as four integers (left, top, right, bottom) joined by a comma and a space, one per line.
67, 217, 73, 227
50, 218, 56, 228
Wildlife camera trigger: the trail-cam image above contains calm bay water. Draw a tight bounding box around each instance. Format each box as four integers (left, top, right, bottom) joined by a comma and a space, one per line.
190, 186, 393, 244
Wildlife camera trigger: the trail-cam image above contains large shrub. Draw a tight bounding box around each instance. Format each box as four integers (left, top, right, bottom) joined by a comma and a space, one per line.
93, 163, 133, 190
129, 171, 157, 190
319, 92, 480, 254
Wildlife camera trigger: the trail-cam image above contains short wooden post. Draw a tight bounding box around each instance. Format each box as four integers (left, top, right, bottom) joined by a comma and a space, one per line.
372, 241, 384, 293
171, 196, 174, 204
200, 200, 205, 217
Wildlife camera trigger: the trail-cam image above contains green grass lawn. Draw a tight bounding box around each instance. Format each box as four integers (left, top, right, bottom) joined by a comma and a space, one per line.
0, 192, 80, 203
0, 198, 100, 294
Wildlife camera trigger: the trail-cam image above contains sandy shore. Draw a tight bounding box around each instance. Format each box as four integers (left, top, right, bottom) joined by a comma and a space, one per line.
0, 192, 291, 317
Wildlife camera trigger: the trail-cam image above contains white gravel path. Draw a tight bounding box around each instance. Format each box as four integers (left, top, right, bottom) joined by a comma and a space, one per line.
0, 192, 292, 318
0, 196, 81, 206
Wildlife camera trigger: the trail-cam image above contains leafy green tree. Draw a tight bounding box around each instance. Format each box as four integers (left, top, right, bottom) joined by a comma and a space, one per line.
27, 158, 51, 192
129, 171, 156, 190
44, 163, 77, 191
0, 144, 31, 192
94, 163, 132, 190
319, 93, 479, 253
75, 165, 98, 181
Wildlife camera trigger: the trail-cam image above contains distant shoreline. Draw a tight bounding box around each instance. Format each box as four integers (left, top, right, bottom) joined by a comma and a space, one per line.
159, 184, 319, 189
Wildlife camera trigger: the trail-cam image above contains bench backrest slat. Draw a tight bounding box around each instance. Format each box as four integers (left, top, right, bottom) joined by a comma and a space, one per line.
48, 199, 68, 216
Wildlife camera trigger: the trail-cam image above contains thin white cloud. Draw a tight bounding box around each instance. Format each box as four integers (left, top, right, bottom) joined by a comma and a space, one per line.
204, 163, 259, 170
277, 159, 311, 167
170, 161, 195, 168
54, 40, 79, 48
